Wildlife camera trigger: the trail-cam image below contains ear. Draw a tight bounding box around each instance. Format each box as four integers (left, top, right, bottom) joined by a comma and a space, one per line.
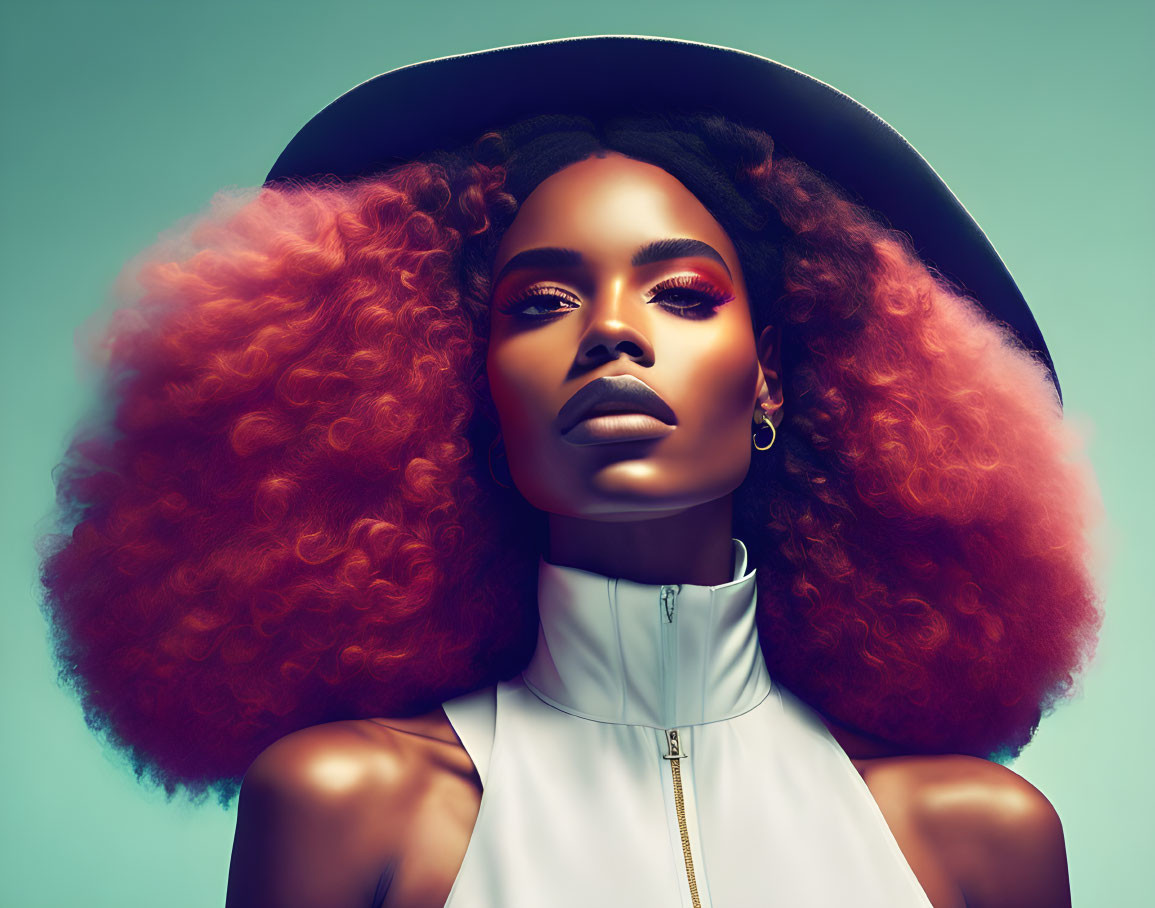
754, 324, 785, 429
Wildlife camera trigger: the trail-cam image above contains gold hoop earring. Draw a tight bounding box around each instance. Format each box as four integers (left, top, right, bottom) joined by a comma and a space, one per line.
488, 434, 513, 489
752, 410, 777, 452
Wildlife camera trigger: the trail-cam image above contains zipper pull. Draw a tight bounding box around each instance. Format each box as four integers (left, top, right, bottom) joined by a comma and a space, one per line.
660, 584, 680, 622
664, 728, 689, 760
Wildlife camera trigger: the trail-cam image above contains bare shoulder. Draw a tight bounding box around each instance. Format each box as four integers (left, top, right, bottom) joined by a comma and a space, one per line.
855, 754, 1071, 908
245, 708, 467, 788
245, 717, 403, 797
227, 708, 474, 908
243, 706, 475, 803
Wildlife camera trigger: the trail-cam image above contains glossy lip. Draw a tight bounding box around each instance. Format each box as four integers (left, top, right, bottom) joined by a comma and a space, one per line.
557, 374, 678, 436
560, 413, 676, 446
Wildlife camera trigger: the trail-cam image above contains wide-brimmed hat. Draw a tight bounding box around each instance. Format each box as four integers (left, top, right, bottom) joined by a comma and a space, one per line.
266, 35, 1060, 399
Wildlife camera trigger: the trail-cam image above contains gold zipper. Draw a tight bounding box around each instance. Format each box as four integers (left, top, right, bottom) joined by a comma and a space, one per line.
660, 585, 702, 908
664, 729, 701, 907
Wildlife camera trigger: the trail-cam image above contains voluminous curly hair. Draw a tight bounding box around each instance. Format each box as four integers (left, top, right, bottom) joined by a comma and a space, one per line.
38, 111, 1102, 805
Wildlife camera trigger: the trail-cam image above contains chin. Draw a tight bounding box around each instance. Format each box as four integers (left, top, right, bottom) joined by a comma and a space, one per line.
525, 466, 743, 522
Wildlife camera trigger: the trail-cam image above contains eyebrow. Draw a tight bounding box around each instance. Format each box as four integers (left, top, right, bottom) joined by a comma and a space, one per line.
493, 237, 732, 285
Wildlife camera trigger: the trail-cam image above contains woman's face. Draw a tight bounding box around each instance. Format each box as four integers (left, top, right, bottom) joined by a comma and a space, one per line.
487, 151, 775, 521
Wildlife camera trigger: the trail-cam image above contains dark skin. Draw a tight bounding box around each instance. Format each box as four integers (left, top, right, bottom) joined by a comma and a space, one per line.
226, 154, 1071, 908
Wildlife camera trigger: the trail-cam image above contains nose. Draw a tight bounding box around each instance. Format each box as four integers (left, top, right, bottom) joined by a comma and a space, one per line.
575, 281, 655, 369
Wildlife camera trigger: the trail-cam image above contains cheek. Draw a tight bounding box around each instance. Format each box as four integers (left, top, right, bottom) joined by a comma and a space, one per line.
486, 336, 558, 439
663, 324, 760, 438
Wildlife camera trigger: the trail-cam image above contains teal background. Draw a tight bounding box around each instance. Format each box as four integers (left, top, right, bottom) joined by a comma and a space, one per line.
2, 0, 1150, 904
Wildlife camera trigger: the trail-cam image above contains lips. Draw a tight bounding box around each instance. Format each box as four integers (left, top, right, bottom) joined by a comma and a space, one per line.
557, 375, 678, 436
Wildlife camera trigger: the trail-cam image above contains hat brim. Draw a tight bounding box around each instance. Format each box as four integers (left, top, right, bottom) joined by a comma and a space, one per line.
265, 35, 1059, 400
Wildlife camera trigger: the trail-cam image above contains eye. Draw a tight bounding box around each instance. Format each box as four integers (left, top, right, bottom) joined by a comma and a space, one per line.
647, 274, 734, 319
496, 285, 581, 319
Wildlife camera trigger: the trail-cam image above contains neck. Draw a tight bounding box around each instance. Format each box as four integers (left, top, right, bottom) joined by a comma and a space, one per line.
523, 537, 771, 728
547, 495, 735, 586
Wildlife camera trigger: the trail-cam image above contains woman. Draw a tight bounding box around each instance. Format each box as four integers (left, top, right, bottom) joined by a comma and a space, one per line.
39, 37, 1100, 908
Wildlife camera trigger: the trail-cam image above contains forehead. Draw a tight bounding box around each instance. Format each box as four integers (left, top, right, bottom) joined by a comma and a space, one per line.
492, 152, 740, 277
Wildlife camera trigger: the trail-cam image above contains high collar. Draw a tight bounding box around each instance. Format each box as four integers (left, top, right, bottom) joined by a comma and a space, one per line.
521, 538, 771, 728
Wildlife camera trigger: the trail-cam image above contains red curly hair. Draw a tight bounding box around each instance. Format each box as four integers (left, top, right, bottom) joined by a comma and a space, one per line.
39, 115, 1101, 803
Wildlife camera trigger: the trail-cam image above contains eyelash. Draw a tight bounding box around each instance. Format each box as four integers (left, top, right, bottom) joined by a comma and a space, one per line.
497, 275, 734, 321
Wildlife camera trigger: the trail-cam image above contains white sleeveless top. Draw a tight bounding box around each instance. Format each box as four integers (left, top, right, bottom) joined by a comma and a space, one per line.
439, 539, 934, 908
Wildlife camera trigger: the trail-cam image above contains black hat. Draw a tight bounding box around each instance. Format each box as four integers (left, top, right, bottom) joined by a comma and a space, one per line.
266, 35, 1060, 400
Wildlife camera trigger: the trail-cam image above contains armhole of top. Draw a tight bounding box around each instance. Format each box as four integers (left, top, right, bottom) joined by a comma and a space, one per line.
441, 685, 498, 790
772, 683, 936, 908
